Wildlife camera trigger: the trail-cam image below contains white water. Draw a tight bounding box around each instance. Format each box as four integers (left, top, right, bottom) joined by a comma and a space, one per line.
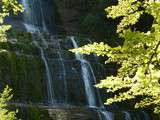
100, 111, 114, 120
70, 36, 117, 120
23, 23, 39, 33
22, 0, 38, 33
39, 46, 55, 104
123, 111, 132, 120
70, 36, 97, 107
22, 0, 55, 104
32, 39, 55, 104
87, 60, 104, 108
22, 0, 48, 33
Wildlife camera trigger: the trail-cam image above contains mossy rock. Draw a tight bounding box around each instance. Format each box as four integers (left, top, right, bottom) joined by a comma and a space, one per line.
0, 51, 45, 102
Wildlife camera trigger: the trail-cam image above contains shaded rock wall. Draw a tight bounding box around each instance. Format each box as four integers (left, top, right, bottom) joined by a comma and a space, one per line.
54, 0, 99, 35
0, 30, 45, 102
0, 30, 106, 106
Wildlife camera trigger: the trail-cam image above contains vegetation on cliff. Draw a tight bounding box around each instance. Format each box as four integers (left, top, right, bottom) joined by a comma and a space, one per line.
0, 0, 23, 119
71, 0, 160, 114
0, 86, 17, 120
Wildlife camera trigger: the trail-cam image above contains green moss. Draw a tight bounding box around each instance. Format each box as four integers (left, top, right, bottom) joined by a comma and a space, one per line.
0, 50, 44, 102
0, 29, 47, 102
7, 29, 32, 43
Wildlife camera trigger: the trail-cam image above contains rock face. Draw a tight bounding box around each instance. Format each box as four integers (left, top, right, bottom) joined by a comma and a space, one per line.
53, 0, 101, 36
17, 105, 101, 120
16, 104, 155, 120
47, 108, 100, 120
1, 30, 105, 105
53, 0, 80, 35
0, 31, 44, 102
1, 31, 108, 119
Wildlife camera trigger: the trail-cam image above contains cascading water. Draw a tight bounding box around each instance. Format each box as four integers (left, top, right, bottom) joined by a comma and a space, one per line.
39, 47, 55, 104
70, 36, 116, 120
22, 0, 43, 32
21, 0, 55, 103
50, 36, 68, 102
100, 111, 114, 120
123, 111, 132, 120
70, 36, 97, 107
21, 0, 55, 33
33, 38, 55, 104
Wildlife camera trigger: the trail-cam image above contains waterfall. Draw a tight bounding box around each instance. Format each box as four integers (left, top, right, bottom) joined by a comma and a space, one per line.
70, 36, 97, 107
20, 0, 152, 119
123, 111, 132, 120
141, 111, 151, 120
21, 0, 55, 104
22, 0, 56, 33
99, 111, 114, 120
22, 0, 39, 32
50, 36, 68, 102
70, 36, 115, 120
87, 60, 104, 108
22, 0, 50, 33
33, 38, 55, 104
39, 47, 55, 104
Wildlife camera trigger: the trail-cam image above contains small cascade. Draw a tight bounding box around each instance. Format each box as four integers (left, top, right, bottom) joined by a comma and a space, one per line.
50, 36, 68, 103
70, 36, 97, 107
22, 0, 40, 32
87, 60, 104, 108
99, 110, 114, 120
141, 111, 151, 120
70, 36, 115, 120
33, 38, 55, 104
38, 0, 48, 33
21, 0, 54, 33
21, 0, 55, 104
39, 47, 55, 104
123, 111, 132, 120
97, 111, 103, 120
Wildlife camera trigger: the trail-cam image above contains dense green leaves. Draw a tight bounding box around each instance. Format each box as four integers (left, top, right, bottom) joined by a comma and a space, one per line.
0, 0, 24, 42
1, 0, 24, 14
0, 86, 18, 120
71, 0, 160, 113
106, 0, 143, 33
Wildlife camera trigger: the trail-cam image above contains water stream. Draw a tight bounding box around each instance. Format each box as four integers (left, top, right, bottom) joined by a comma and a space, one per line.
22, 0, 55, 104
50, 36, 68, 103
70, 36, 97, 107
123, 111, 132, 120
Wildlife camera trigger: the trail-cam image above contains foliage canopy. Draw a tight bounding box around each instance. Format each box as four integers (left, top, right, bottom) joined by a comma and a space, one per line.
0, 0, 24, 42
71, 0, 160, 113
